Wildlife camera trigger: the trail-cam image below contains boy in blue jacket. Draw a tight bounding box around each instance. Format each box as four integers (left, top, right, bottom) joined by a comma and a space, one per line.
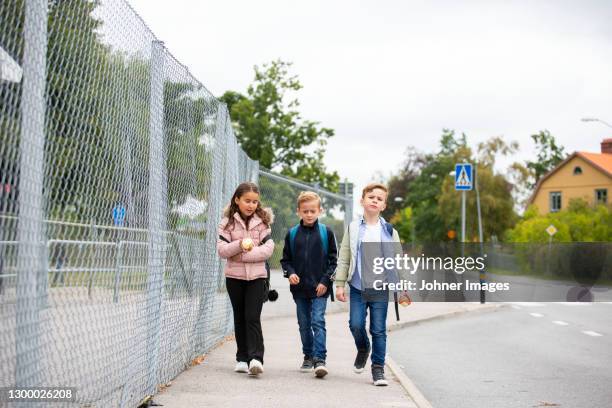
281, 191, 338, 378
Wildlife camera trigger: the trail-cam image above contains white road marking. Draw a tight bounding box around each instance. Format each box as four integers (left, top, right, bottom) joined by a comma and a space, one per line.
511, 305, 522, 310
529, 313, 544, 318
512, 302, 546, 307
552, 321, 569, 326
582, 331, 603, 337
558, 302, 591, 306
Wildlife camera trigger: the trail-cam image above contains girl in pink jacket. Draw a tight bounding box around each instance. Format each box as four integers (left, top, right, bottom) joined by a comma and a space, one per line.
217, 182, 274, 376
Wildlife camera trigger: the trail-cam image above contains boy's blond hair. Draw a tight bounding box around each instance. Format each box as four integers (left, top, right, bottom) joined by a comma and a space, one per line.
297, 191, 322, 209
361, 183, 388, 199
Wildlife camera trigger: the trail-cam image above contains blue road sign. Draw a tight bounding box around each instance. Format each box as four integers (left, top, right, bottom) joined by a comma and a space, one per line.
112, 204, 126, 226
455, 163, 473, 191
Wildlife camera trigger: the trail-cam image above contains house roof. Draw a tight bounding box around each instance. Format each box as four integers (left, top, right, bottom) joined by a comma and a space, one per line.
528, 151, 612, 204
578, 151, 612, 176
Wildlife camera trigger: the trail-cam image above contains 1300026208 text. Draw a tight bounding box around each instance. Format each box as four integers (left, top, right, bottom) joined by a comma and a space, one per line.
0, 387, 77, 402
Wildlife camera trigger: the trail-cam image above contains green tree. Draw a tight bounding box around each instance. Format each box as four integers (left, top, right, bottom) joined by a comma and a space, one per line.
438, 135, 519, 242
439, 164, 517, 242
388, 132, 520, 242
404, 129, 469, 242
220, 59, 339, 191
525, 130, 565, 188
382, 147, 427, 220
389, 206, 414, 244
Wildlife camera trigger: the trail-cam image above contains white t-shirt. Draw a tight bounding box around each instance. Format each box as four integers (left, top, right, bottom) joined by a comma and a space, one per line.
362, 222, 382, 242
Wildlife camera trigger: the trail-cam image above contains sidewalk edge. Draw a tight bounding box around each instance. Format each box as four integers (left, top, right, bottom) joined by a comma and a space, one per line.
386, 356, 433, 408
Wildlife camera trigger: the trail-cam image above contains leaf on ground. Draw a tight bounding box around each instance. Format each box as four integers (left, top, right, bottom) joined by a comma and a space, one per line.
190, 355, 206, 366
533, 402, 560, 407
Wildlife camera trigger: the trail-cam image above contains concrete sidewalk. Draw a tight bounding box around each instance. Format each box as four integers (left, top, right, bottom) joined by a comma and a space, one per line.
153, 296, 504, 408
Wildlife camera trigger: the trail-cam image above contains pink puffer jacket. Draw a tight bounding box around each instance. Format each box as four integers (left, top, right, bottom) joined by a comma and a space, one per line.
217, 207, 274, 281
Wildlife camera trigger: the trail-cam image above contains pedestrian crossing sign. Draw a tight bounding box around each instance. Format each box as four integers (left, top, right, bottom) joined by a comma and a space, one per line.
455, 163, 473, 191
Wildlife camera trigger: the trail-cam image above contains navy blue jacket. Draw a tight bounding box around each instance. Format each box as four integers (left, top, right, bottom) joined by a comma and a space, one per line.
280, 219, 338, 299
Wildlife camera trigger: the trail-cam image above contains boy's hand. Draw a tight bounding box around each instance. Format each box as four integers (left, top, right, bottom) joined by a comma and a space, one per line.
336, 286, 346, 302
316, 284, 327, 297
399, 290, 411, 306
288, 274, 300, 285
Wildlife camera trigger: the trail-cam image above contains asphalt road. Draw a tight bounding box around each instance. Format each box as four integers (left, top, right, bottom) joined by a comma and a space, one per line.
388, 302, 612, 408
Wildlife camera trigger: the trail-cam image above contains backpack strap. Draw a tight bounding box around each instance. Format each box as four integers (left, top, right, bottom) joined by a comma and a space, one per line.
290, 223, 329, 257
260, 234, 272, 280
289, 224, 300, 256
318, 223, 328, 257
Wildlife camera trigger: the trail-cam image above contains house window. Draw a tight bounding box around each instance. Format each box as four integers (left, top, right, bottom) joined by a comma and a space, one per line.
595, 189, 607, 205
549, 192, 562, 212
573, 166, 582, 175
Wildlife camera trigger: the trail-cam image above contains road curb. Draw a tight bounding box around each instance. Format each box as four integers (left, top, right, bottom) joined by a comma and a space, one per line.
386, 356, 433, 408
386, 303, 508, 407
388, 303, 508, 332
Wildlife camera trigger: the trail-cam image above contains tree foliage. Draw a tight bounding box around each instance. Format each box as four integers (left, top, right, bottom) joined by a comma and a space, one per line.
387, 130, 520, 242
525, 130, 565, 187
507, 199, 612, 242
220, 60, 339, 191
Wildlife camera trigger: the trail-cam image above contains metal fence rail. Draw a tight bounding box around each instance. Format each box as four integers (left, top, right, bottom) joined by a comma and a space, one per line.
0, 1, 352, 406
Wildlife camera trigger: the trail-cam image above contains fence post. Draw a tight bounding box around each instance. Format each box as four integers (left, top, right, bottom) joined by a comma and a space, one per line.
145, 40, 167, 395
251, 160, 260, 184
15, 0, 47, 388
194, 103, 227, 351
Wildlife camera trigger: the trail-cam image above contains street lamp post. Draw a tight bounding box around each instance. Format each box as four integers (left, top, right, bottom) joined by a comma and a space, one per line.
581, 117, 612, 129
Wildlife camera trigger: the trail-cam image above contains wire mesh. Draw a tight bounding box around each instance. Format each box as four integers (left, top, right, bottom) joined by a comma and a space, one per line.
0, 1, 352, 406
258, 170, 351, 268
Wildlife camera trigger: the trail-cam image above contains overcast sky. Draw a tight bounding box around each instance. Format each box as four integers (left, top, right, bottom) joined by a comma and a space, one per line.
128, 0, 612, 195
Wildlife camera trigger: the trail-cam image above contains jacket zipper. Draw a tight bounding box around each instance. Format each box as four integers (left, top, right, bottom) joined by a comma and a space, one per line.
304, 228, 310, 277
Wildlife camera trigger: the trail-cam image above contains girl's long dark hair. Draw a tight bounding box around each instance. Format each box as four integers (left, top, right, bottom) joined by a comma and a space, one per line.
224, 182, 271, 230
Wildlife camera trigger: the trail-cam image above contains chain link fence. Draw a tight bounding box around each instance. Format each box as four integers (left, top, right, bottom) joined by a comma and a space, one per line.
0, 1, 352, 407
258, 170, 352, 269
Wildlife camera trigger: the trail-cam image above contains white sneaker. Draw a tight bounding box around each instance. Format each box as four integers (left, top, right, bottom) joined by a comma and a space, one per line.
248, 359, 264, 376
234, 361, 248, 373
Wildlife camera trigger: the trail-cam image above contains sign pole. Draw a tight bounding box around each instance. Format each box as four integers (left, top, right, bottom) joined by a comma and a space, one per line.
474, 166, 485, 303
455, 163, 472, 243
461, 190, 466, 243
545, 224, 557, 277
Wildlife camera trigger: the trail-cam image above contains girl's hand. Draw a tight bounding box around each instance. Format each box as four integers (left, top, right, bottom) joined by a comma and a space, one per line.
241, 238, 254, 252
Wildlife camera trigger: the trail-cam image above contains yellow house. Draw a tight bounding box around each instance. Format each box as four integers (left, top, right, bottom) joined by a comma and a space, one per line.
530, 138, 612, 214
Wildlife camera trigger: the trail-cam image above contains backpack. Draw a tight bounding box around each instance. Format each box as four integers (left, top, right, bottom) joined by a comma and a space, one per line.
289, 223, 329, 257
260, 234, 277, 303
289, 223, 334, 301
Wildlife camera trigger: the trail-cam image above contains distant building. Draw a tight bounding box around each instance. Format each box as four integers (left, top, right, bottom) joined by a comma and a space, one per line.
529, 138, 612, 214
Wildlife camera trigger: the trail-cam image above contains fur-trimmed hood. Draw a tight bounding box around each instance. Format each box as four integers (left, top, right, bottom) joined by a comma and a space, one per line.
222, 205, 275, 225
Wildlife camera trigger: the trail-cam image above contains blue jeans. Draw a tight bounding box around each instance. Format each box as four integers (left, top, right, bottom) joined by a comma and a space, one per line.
294, 296, 328, 360
349, 285, 388, 366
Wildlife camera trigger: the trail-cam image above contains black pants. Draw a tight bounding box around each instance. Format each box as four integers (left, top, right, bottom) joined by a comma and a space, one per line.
226, 277, 265, 364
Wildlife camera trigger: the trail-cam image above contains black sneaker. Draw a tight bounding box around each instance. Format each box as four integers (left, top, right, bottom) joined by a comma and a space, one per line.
300, 356, 314, 372
314, 359, 328, 378
372, 364, 388, 386
353, 348, 370, 373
